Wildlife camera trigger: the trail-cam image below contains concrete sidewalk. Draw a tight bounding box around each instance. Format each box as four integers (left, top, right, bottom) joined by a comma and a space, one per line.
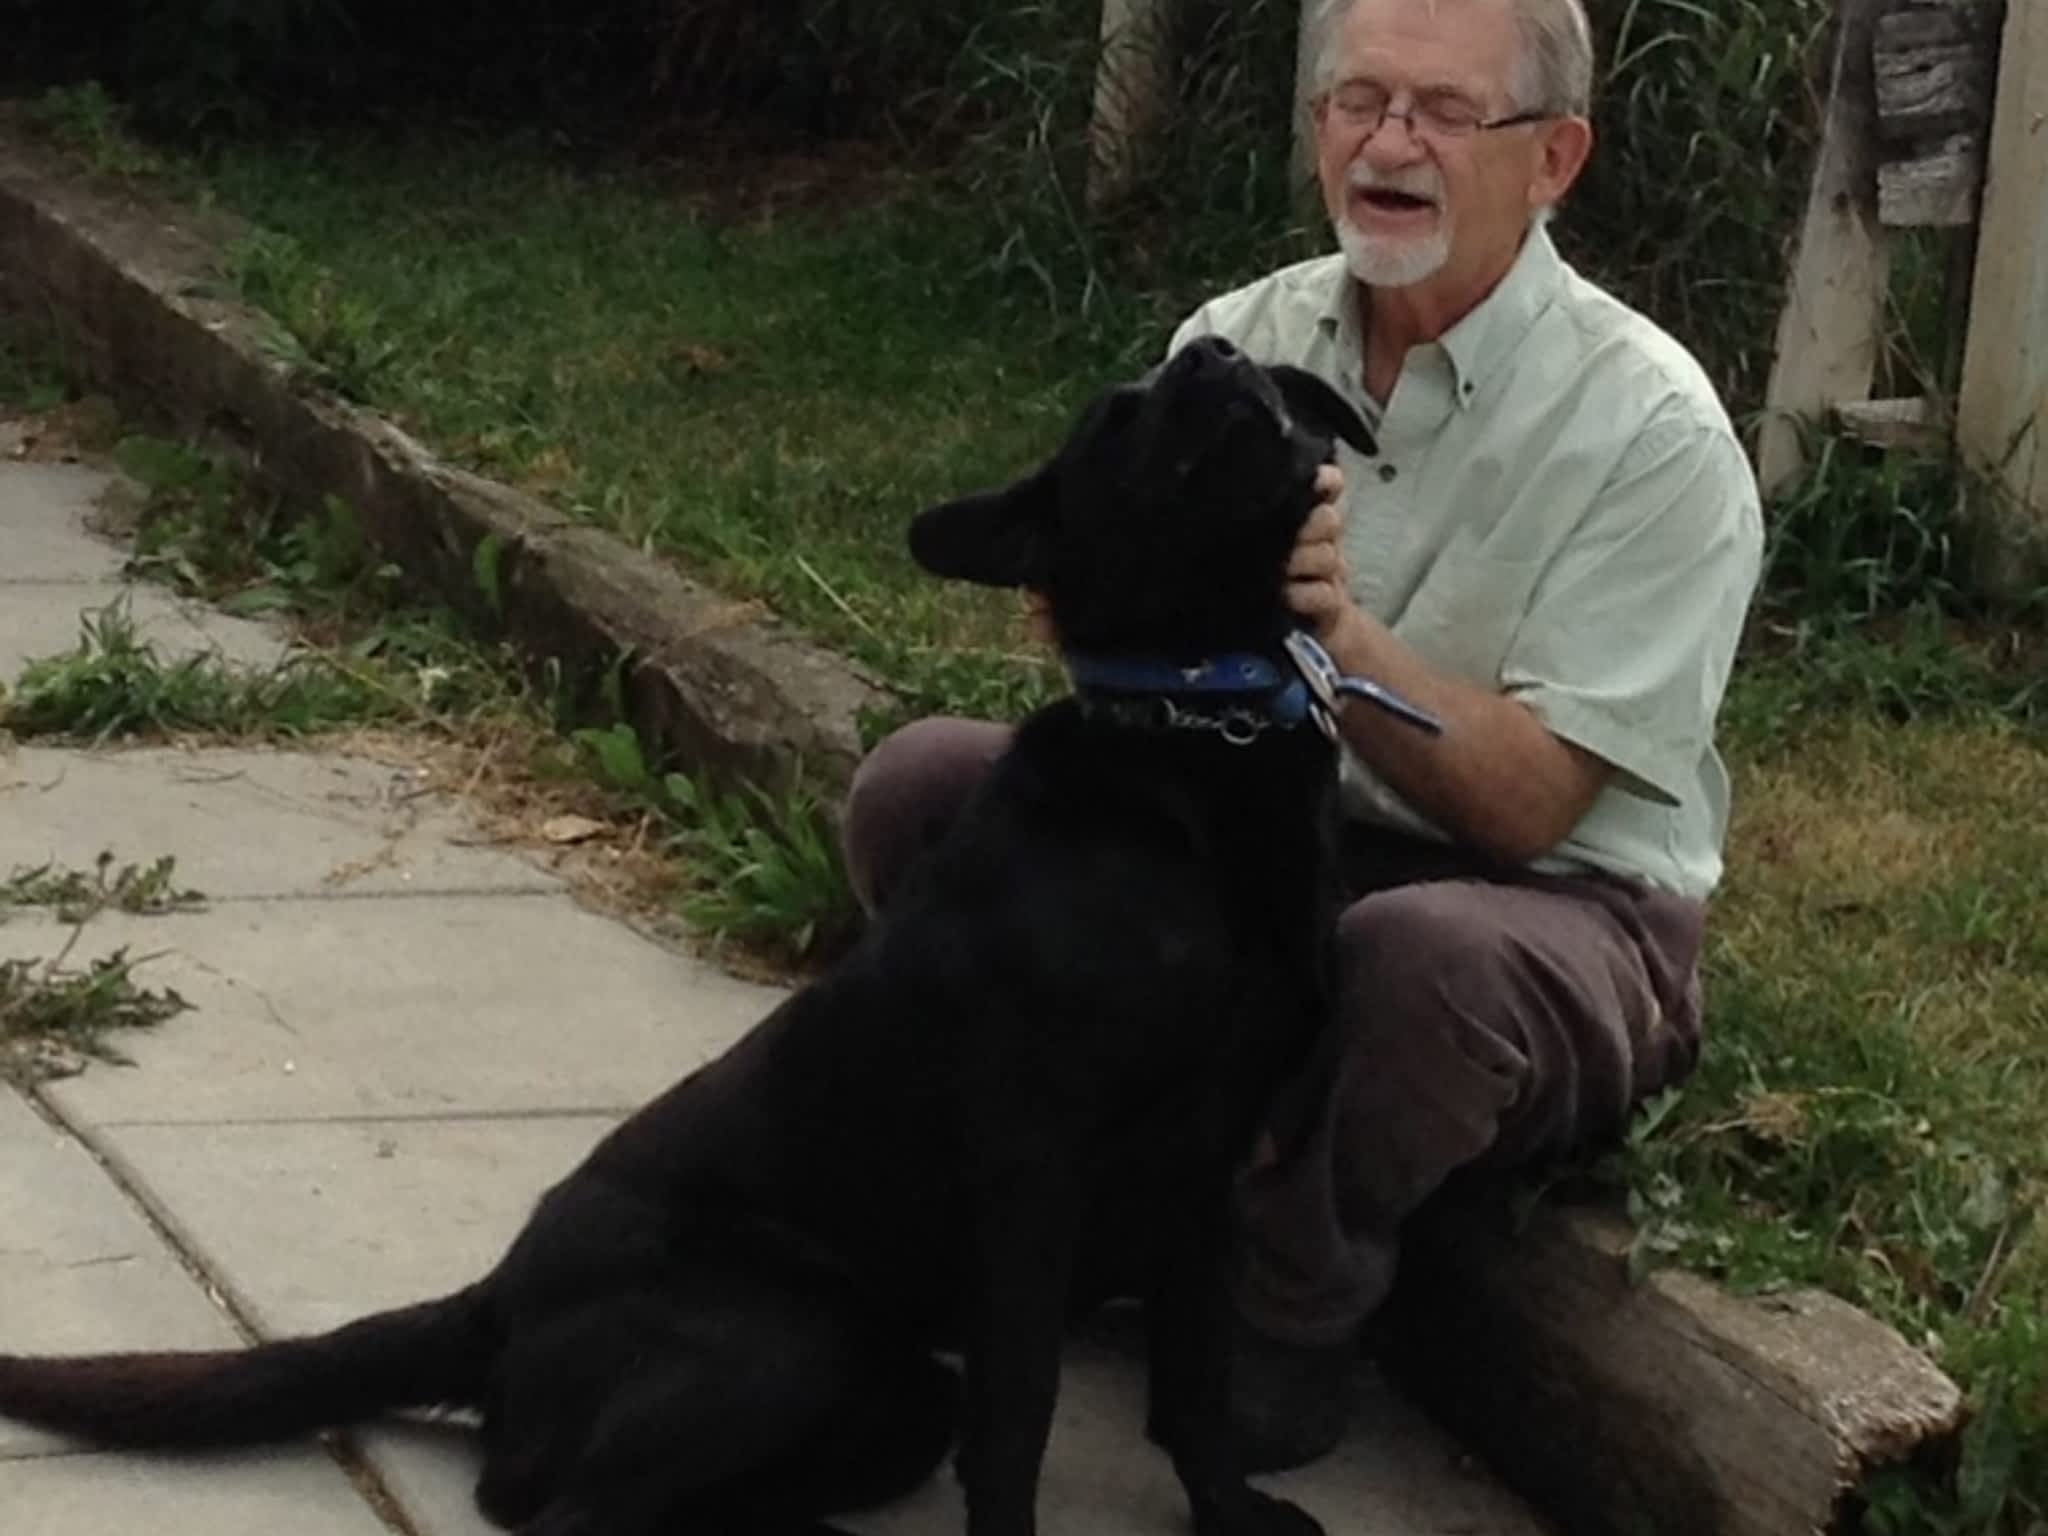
0, 430, 1546, 1536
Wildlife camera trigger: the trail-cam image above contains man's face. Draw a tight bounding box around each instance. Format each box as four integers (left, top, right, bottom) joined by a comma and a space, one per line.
1313, 0, 1563, 294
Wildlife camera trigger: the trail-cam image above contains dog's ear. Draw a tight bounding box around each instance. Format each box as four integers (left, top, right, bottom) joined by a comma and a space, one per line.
1270, 365, 1377, 457
908, 467, 1055, 588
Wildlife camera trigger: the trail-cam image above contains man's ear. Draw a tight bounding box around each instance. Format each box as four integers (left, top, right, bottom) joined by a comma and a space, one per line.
908, 467, 1055, 588
1531, 115, 1594, 211
1270, 365, 1377, 457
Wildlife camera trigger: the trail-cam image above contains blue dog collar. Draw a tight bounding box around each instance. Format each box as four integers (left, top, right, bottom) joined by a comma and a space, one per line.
1066, 635, 1442, 747
1065, 650, 1314, 746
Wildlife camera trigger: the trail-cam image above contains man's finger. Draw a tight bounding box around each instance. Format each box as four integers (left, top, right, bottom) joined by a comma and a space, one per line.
1298, 501, 1342, 543
1288, 543, 1343, 579
1286, 576, 1345, 621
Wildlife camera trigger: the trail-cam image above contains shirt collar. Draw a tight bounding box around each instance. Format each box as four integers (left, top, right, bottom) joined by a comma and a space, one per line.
1438, 224, 1566, 405
1314, 223, 1568, 409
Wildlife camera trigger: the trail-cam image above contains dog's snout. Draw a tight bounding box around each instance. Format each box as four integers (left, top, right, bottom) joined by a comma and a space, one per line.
1176, 337, 1243, 375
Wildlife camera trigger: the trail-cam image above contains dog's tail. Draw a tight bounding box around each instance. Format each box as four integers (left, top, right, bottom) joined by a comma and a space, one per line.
0, 1283, 496, 1449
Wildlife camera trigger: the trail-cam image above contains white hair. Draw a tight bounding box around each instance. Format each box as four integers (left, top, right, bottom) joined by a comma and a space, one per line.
1309, 0, 1596, 116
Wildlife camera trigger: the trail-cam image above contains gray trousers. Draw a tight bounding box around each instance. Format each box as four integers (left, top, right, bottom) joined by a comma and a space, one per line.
842, 718, 1708, 1346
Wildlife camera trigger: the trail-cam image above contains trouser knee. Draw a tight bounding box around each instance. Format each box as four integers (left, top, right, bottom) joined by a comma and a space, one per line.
840, 717, 1009, 911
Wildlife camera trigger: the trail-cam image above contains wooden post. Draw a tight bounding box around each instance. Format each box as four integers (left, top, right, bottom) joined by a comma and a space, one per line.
1957, 0, 2048, 599
1088, 0, 1175, 210
1757, 0, 1892, 499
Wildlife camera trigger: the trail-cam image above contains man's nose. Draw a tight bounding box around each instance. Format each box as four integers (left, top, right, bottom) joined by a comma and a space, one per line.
1357, 112, 1427, 162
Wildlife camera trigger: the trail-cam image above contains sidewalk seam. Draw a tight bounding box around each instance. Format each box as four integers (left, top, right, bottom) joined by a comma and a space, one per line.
14, 1080, 429, 1536
81, 1107, 636, 1130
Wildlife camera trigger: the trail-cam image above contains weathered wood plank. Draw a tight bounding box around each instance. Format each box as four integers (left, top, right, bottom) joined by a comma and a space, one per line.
1836, 395, 1944, 450
1377, 1198, 1967, 1536
1758, 0, 1892, 497
1957, 0, 2048, 599
1874, 39, 1990, 140
1878, 133, 1984, 225
1878, 3, 1968, 52
1874, 0, 1996, 149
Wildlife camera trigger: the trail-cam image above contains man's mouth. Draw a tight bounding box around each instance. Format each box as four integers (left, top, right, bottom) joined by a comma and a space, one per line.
1355, 187, 1438, 215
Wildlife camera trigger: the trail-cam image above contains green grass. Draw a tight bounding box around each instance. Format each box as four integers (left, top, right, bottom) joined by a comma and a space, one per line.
21, 80, 166, 179
1595, 628, 2048, 1531
195, 133, 1111, 720
1, 599, 441, 741
573, 721, 859, 960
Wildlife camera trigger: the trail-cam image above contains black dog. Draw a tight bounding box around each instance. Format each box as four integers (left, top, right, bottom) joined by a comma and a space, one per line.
0, 337, 1373, 1536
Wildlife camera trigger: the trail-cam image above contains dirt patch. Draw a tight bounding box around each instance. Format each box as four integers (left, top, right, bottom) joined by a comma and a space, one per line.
330, 724, 797, 985
3, 394, 122, 462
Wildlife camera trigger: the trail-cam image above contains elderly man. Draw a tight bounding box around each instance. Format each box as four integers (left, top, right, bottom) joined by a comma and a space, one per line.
842, 0, 1762, 1470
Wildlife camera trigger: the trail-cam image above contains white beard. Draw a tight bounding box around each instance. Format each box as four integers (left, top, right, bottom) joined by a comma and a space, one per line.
1334, 211, 1453, 288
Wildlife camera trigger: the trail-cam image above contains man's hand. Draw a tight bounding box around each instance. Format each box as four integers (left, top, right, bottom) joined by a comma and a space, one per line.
1285, 465, 1363, 652
1275, 462, 1611, 863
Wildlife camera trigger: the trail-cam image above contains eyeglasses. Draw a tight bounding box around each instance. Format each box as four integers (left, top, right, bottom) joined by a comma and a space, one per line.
1325, 80, 1552, 140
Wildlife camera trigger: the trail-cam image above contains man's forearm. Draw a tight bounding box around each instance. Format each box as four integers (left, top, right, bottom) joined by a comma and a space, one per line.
1322, 612, 1608, 865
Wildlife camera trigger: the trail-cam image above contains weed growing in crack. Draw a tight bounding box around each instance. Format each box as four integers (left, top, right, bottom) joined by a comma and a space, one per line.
1, 852, 206, 925
0, 852, 202, 1083
0, 601, 409, 742
0, 948, 193, 1082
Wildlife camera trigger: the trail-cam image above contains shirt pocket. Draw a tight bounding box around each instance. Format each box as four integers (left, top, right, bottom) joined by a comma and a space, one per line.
1389, 549, 1540, 688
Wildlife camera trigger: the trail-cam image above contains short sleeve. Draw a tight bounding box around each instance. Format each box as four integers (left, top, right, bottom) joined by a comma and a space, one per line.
1501, 416, 1762, 806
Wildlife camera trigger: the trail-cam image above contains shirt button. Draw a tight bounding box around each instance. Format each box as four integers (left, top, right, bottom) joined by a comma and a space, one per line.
1378, 463, 1398, 483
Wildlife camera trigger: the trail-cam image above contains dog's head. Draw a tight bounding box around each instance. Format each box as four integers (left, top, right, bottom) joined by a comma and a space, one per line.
909, 338, 1376, 658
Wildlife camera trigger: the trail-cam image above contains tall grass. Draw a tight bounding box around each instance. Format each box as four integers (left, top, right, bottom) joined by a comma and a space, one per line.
10, 0, 1846, 422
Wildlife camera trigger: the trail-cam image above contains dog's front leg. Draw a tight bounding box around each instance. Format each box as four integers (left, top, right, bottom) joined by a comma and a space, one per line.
957, 1165, 1082, 1536
1147, 1187, 1324, 1536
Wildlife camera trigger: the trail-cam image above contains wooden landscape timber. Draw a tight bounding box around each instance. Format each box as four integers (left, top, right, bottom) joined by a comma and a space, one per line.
1379, 1197, 1968, 1536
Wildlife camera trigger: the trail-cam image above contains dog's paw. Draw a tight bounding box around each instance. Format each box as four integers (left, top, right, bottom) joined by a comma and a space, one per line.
1192, 1486, 1324, 1536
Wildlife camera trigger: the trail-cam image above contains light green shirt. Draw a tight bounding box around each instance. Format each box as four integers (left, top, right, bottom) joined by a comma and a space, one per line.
1169, 227, 1762, 901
